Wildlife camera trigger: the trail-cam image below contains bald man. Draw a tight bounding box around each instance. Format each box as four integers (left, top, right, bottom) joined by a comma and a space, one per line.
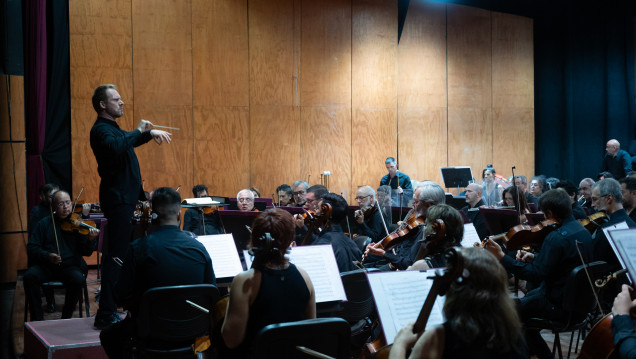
461, 183, 489, 240
601, 139, 632, 179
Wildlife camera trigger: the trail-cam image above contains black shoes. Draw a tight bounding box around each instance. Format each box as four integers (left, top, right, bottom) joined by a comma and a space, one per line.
94, 312, 122, 330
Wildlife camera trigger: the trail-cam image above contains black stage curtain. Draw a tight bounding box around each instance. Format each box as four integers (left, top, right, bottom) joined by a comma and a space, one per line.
534, 1, 636, 182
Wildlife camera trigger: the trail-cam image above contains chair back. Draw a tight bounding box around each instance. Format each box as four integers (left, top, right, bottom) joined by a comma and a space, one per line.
137, 284, 220, 342
561, 261, 607, 319
335, 269, 375, 323
253, 318, 350, 359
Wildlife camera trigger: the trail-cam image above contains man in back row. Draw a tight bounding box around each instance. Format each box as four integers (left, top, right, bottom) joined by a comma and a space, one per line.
601, 139, 632, 180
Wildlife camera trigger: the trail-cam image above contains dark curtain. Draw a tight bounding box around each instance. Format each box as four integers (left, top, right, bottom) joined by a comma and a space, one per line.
534, 1, 636, 182
23, 0, 71, 211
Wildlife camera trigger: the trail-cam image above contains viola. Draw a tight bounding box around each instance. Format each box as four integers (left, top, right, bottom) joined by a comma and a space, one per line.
414, 219, 447, 262
362, 209, 425, 261
487, 219, 559, 251
61, 213, 98, 236
361, 248, 464, 358
579, 212, 609, 234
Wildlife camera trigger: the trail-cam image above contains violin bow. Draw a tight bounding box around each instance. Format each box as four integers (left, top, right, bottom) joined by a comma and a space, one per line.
575, 240, 604, 316
375, 199, 390, 237
49, 203, 61, 256
72, 186, 84, 213
397, 171, 403, 220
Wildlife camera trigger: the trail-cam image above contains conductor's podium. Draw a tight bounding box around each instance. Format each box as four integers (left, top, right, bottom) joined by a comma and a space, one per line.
24, 317, 108, 359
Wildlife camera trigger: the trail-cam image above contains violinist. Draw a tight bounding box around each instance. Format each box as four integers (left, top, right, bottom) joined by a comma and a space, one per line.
461, 183, 490, 240
611, 284, 636, 359
366, 181, 445, 271
483, 188, 593, 359
514, 175, 536, 206
183, 184, 222, 235
619, 177, 636, 223
237, 189, 256, 211
24, 190, 99, 321
354, 185, 388, 242
291, 180, 309, 207
553, 180, 587, 219
579, 177, 597, 213
312, 193, 362, 273
391, 248, 528, 359
28, 183, 60, 235
275, 184, 294, 206
529, 175, 546, 203
591, 178, 636, 307
293, 185, 328, 245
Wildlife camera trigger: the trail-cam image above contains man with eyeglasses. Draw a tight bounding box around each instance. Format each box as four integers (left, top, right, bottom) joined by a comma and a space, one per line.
237, 189, 256, 211
353, 185, 388, 242
291, 180, 309, 207
591, 178, 636, 306
23, 190, 99, 321
293, 185, 328, 245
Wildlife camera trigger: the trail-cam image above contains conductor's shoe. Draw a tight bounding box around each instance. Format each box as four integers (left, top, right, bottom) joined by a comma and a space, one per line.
94, 312, 122, 330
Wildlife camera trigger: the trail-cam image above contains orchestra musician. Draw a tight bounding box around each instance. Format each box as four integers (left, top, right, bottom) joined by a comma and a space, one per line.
481, 164, 502, 207
612, 284, 636, 359
100, 187, 216, 359
89, 84, 172, 329
24, 190, 99, 321
528, 175, 546, 204
553, 180, 587, 220
293, 185, 328, 245
461, 183, 490, 241
380, 157, 412, 206
183, 184, 223, 235
365, 181, 445, 271
275, 184, 295, 206
304, 185, 328, 212
354, 185, 388, 242
391, 247, 528, 359
578, 177, 596, 213
601, 139, 632, 179
221, 208, 315, 358
514, 175, 536, 207
237, 189, 256, 211
291, 180, 309, 207
482, 188, 593, 359
619, 177, 636, 223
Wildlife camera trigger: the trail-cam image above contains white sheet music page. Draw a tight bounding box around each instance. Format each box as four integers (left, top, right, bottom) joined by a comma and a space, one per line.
182, 197, 219, 205
367, 270, 446, 345
197, 234, 244, 279
242, 245, 346, 303
602, 221, 629, 270
607, 228, 636, 283
461, 223, 480, 248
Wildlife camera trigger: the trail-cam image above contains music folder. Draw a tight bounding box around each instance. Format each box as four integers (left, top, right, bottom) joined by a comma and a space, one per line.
479, 207, 520, 237
197, 234, 244, 284
440, 166, 473, 189
366, 270, 446, 345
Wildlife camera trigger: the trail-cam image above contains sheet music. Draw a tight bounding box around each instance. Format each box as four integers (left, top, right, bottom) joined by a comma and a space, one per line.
367, 270, 446, 345
197, 234, 244, 279
182, 197, 219, 205
607, 228, 636, 284
602, 221, 629, 270
242, 245, 346, 303
461, 223, 480, 248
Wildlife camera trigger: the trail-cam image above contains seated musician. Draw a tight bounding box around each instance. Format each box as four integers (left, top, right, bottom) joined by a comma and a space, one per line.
24, 190, 99, 321
221, 208, 316, 357
461, 183, 490, 240
502, 185, 532, 222
408, 204, 464, 271
483, 188, 593, 359
293, 185, 329, 245
365, 181, 445, 271
514, 175, 536, 208
237, 189, 257, 211
100, 187, 216, 359
183, 184, 223, 235
391, 247, 528, 359
354, 185, 389, 242
311, 193, 362, 273
276, 184, 295, 206
291, 180, 309, 207
579, 177, 596, 214
553, 180, 587, 219
619, 177, 636, 223
591, 178, 636, 307
376, 185, 393, 221
612, 284, 636, 359
528, 175, 546, 204
249, 186, 260, 198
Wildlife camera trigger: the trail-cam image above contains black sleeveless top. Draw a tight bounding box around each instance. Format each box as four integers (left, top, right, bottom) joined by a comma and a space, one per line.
229, 263, 310, 358
442, 322, 529, 359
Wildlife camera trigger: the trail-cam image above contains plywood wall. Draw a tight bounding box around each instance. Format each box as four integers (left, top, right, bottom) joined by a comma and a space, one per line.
69, 0, 534, 203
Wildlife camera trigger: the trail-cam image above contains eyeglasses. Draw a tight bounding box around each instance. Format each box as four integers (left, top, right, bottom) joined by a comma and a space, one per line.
56, 200, 72, 207
591, 194, 609, 202
293, 190, 306, 196
355, 195, 371, 201
238, 198, 253, 203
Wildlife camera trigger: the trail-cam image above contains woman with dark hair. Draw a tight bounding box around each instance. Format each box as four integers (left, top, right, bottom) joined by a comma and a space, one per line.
482, 164, 502, 207
221, 208, 316, 357
391, 247, 528, 359
503, 185, 531, 223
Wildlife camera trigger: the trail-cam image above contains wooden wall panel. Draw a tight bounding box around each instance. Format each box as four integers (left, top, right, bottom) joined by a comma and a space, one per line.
0, 76, 25, 141
69, 0, 133, 202
397, 1, 447, 185
492, 13, 534, 180
301, 0, 352, 107
300, 107, 352, 197
193, 0, 249, 197
447, 5, 492, 177
132, 0, 193, 193
0, 143, 27, 279
351, 0, 397, 194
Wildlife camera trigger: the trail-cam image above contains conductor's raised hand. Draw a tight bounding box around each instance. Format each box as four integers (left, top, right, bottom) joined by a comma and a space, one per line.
150, 129, 172, 145
136, 119, 154, 132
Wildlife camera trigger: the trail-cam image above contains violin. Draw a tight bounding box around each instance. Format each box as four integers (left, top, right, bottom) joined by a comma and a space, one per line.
578, 212, 609, 234
299, 204, 332, 246
61, 213, 98, 236
414, 219, 447, 261
362, 209, 425, 261
202, 205, 220, 215
73, 201, 101, 214
361, 248, 465, 359
487, 219, 559, 251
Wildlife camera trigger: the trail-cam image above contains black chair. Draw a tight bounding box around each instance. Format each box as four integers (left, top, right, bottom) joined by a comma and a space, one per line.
253, 318, 351, 359
134, 284, 220, 358
526, 261, 607, 359
24, 276, 90, 322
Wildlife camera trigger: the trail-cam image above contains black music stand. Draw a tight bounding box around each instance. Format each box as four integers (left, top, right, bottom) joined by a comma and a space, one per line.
478, 208, 520, 236
227, 198, 268, 211
440, 166, 473, 191
217, 210, 262, 255
525, 212, 546, 226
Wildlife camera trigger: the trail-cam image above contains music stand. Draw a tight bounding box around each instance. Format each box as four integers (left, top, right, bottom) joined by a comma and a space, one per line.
525, 212, 546, 226
440, 167, 473, 191
217, 210, 262, 255
227, 198, 268, 211
478, 208, 520, 236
